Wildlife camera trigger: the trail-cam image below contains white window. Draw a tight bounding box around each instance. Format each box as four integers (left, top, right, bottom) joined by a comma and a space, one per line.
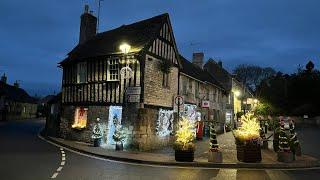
107, 58, 120, 81
77, 62, 87, 83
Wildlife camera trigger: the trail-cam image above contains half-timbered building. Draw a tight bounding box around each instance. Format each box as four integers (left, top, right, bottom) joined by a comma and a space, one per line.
58, 6, 180, 150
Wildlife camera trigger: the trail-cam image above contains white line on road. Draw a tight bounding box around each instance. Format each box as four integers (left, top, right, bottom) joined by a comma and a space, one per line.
57, 166, 63, 172
51, 173, 59, 179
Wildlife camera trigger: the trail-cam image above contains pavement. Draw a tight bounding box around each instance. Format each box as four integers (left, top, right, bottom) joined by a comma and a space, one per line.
1, 119, 320, 180
44, 130, 320, 169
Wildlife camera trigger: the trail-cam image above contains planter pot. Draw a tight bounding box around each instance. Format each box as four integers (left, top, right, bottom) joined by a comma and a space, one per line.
262, 141, 268, 149
277, 151, 294, 163
208, 151, 223, 163
273, 139, 279, 152
115, 142, 123, 151
175, 150, 194, 162
236, 142, 262, 163
93, 138, 102, 147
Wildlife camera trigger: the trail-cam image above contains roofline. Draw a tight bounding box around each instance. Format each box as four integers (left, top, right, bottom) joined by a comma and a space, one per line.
180, 72, 225, 91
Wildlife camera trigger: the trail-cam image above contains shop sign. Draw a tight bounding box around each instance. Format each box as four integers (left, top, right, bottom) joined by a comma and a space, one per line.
127, 94, 140, 103
126, 86, 141, 95
202, 100, 210, 108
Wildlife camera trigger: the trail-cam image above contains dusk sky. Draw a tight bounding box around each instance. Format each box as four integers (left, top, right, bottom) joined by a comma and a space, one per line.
0, 0, 319, 96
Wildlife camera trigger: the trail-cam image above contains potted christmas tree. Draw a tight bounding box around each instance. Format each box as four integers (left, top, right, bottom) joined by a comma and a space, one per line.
112, 124, 126, 151
277, 119, 294, 162
173, 117, 195, 162
208, 121, 223, 163
233, 113, 262, 163
91, 118, 103, 147
289, 119, 301, 157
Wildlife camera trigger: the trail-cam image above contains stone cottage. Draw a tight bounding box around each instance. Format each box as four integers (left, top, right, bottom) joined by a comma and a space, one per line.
179, 54, 227, 133
59, 6, 180, 150
0, 74, 38, 121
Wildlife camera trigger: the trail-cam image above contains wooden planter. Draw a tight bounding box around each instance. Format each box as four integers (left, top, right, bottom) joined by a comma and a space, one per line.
208, 151, 223, 163
277, 151, 294, 163
236, 142, 262, 163
175, 150, 194, 162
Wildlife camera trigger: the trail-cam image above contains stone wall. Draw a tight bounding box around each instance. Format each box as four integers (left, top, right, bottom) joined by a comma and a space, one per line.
60, 104, 173, 151
59, 105, 109, 143
125, 107, 173, 151
143, 55, 178, 108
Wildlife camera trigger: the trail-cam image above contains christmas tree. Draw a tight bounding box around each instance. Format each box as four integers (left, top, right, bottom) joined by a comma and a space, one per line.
174, 117, 195, 151
209, 121, 219, 152
91, 119, 102, 139
278, 120, 290, 152
112, 124, 125, 143
289, 119, 301, 156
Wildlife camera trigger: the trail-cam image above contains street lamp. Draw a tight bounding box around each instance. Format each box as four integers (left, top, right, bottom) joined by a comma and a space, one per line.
234, 90, 240, 97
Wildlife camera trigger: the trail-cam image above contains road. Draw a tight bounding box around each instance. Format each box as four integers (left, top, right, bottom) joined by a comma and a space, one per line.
0, 119, 319, 180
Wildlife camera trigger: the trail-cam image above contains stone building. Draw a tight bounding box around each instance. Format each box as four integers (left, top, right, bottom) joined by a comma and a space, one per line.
179, 55, 227, 133
58, 6, 180, 150
0, 74, 37, 121
204, 59, 253, 129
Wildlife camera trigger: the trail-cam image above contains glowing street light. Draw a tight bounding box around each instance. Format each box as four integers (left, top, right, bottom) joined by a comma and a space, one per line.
119, 43, 131, 54
234, 90, 241, 97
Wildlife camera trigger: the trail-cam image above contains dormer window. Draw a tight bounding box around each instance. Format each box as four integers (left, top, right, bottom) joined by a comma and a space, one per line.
107, 57, 120, 81
77, 62, 87, 83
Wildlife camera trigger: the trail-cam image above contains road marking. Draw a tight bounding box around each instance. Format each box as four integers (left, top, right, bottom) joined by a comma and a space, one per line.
57, 166, 63, 172
51, 173, 58, 179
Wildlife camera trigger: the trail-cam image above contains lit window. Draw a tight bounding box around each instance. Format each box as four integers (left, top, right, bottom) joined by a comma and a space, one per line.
77, 62, 87, 83
72, 107, 88, 129
107, 58, 120, 81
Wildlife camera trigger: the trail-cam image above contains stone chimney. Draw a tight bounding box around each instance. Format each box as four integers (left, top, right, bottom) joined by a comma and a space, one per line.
13, 80, 19, 88
218, 61, 223, 68
1, 73, 7, 84
79, 5, 97, 44
192, 52, 204, 68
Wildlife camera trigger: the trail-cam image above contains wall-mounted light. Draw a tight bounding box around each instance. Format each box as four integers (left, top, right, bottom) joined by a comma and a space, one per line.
234, 90, 241, 97
119, 43, 131, 54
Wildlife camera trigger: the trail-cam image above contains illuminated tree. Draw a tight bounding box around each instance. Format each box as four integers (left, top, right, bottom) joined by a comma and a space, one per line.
234, 113, 260, 142
174, 117, 195, 151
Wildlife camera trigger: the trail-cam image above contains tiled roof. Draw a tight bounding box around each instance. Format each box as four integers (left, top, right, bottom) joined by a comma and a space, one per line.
179, 55, 225, 90
0, 82, 37, 104
60, 13, 169, 65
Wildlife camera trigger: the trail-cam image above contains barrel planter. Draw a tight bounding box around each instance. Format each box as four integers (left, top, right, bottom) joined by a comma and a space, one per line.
115, 142, 123, 151
236, 141, 262, 163
175, 150, 194, 162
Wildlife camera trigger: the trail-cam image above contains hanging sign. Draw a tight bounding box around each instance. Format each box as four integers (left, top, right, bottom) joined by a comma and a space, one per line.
120, 66, 133, 79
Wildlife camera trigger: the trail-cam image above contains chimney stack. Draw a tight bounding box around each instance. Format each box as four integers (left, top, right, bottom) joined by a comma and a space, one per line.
1, 73, 7, 84
13, 80, 19, 88
79, 5, 97, 44
218, 61, 223, 68
192, 52, 204, 68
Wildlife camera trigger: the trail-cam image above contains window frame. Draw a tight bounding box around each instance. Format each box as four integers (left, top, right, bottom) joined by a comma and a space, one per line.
107, 57, 120, 81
